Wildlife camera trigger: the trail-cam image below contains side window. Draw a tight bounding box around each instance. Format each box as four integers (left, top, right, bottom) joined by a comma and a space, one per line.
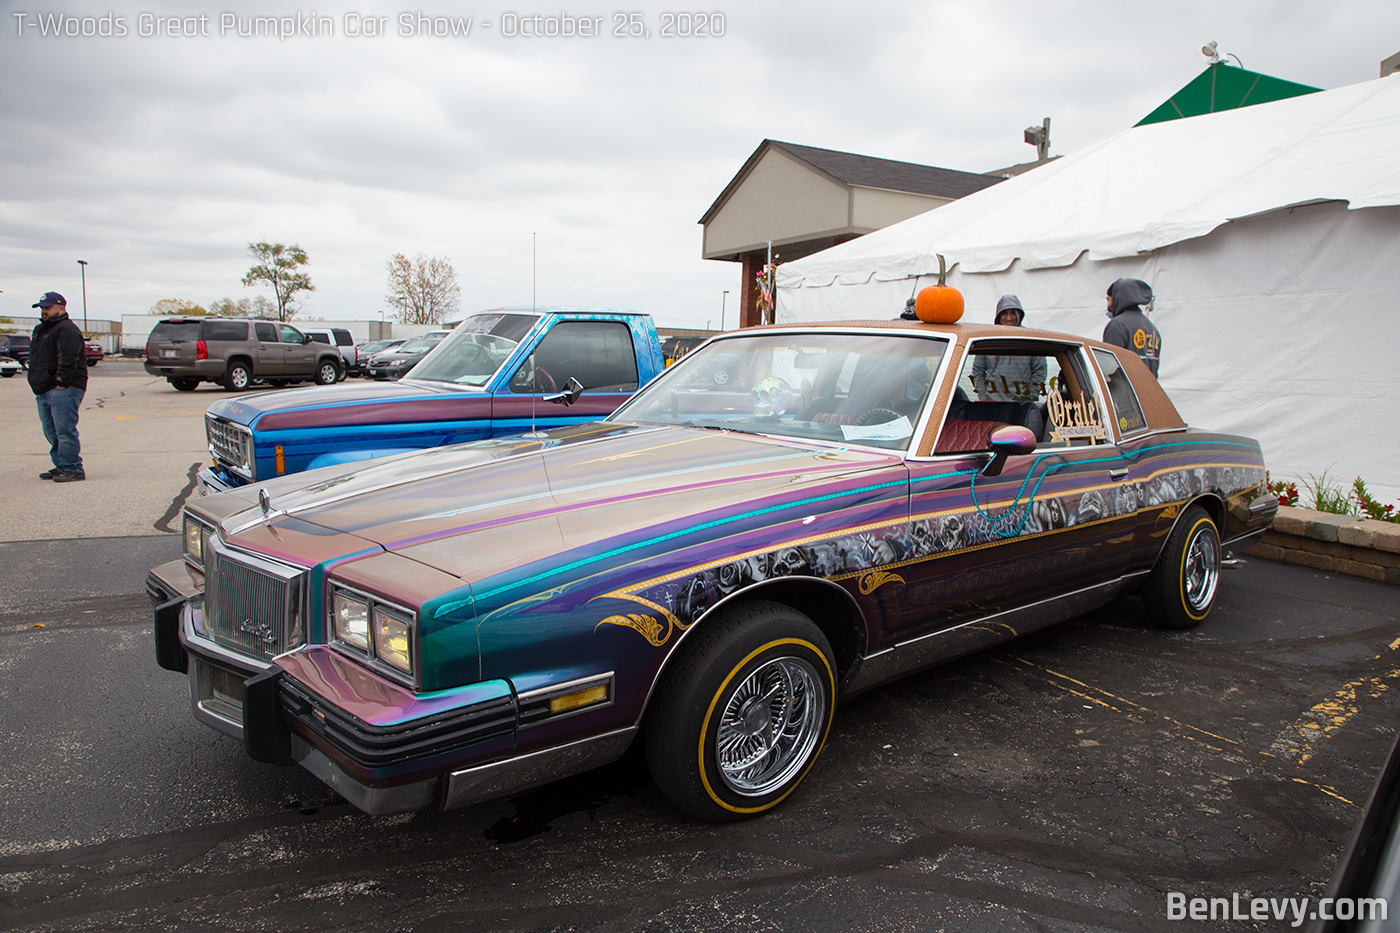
936, 345, 1107, 454
510, 322, 639, 394
307, 333, 330, 344
254, 322, 278, 342
279, 325, 305, 344
1092, 349, 1147, 436
202, 321, 248, 341
333, 329, 353, 346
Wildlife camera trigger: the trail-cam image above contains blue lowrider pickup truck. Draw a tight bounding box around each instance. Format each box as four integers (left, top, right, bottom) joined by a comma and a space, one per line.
198, 308, 667, 493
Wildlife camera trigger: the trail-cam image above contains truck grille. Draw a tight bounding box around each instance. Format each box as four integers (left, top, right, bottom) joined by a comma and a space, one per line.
206, 415, 254, 477
204, 539, 305, 662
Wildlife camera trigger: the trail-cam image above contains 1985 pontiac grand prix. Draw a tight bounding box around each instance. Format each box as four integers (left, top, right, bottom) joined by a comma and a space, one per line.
147, 320, 1277, 821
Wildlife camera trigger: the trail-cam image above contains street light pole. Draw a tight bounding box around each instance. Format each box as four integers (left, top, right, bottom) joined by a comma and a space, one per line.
76, 260, 88, 333
721, 290, 728, 332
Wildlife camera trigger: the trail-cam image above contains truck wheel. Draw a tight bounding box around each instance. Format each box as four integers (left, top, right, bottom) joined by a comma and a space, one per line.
170, 377, 199, 392
1143, 505, 1220, 629
223, 361, 252, 392
645, 600, 835, 822
315, 359, 339, 386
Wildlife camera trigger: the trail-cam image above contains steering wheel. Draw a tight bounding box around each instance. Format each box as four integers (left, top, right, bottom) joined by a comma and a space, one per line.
535, 368, 557, 393
855, 408, 902, 426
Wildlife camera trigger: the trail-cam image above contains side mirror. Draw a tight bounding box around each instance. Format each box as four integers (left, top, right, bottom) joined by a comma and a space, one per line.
544, 376, 585, 407
982, 425, 1037, 477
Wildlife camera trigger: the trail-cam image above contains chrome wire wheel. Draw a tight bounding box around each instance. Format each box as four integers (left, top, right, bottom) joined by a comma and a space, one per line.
1183, 523, 1220, 613
714, 656, 825, 797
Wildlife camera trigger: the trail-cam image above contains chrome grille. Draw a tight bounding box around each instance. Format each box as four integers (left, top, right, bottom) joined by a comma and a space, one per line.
206, 415, 253, 476
204, 539, 305, 662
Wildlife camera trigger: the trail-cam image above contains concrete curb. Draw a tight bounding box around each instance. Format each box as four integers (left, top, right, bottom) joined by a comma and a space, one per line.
1244, 505, 1400, 585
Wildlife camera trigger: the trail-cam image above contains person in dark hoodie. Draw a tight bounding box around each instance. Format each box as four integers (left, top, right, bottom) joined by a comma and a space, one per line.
28, 291, 88, 482
1102, 278, 1161, 376
971, 294, 1047, 401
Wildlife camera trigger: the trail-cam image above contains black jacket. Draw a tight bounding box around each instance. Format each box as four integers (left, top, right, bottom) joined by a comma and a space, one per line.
28, 310, 88, 395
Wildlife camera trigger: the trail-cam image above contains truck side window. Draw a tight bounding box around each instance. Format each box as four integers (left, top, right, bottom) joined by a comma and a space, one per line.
255, 323, 278, 342
279, 324, 305, 344
511, 322, 639, 394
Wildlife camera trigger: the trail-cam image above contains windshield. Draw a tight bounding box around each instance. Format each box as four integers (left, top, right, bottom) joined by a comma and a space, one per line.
610, 331, 948, 451
395, 335, 442, 354
407, 313, 540, 386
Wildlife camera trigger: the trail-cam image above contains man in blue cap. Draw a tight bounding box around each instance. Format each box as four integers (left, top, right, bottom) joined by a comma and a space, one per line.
28, 291, 88, 482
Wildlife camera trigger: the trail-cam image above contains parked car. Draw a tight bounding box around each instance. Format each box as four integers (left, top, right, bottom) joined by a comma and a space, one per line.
0, 356, 20, 378
352, 339, 404, 376
148, 320, 1277, 822
85, 340, 104, 366
143, 317, 345, 391
0, 335, 30, 367
362, 331, 449, 380
197, 309, 665, 492
299, 326, 356, 381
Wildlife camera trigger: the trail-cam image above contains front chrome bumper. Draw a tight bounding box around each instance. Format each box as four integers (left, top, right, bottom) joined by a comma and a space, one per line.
147, 560, 637, 816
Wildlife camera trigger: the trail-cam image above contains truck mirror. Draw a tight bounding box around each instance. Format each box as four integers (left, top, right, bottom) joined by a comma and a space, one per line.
544, 376, 585, 407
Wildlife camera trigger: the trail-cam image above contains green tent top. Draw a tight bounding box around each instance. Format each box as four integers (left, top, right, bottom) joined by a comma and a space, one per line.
1136, 63, 1322, 126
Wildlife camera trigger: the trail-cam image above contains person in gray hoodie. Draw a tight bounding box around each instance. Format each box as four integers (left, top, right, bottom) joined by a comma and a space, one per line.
1102, 278, 1161, 376
971, 294, 1047, 401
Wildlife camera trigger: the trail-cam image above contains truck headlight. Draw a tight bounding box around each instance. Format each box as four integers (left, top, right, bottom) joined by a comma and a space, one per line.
372, 606, 414, 674
183, 514, 209, 568
332, 590, 370, 650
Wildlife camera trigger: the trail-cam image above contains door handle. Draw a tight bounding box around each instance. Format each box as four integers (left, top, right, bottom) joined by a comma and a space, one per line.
1109, 468, 1129, 480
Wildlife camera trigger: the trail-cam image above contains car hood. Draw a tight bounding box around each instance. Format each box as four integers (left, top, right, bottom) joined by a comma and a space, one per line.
205, 381, 488, 429
221, 422, 906, 584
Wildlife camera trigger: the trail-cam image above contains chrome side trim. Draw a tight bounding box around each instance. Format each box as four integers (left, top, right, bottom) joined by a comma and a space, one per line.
442, 727, 637, 812
846, 574, 1141, 696
290, 734, 440, 815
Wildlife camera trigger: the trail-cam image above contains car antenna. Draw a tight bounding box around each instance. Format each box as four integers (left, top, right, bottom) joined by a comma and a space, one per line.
531, 232, 537, 434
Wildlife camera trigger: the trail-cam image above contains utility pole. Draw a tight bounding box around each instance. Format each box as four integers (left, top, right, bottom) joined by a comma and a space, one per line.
77, 260, 89, 333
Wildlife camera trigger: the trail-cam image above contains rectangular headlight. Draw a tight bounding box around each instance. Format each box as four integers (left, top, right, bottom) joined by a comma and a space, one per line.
372, 607, 414, 674
332, 590, 370, 650
183, 514, 207, 567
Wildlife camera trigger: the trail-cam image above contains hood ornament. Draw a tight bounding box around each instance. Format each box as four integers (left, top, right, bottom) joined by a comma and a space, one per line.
258, 488, 271, 516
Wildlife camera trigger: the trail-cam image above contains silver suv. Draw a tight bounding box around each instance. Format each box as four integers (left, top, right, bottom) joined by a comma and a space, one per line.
144, 317, 345, 392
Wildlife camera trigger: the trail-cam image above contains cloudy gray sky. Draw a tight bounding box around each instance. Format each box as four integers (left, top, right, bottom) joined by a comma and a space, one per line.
2, 0, 1396, 330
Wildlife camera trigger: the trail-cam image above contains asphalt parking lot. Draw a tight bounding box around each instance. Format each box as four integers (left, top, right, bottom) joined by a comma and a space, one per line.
1, 361, 1398, 931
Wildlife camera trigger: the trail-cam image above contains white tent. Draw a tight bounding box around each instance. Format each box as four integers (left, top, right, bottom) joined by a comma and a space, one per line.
777, 74, 1400, 502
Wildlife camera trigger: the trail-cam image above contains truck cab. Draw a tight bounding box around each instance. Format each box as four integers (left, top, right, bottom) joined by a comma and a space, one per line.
198, 308, 666, 492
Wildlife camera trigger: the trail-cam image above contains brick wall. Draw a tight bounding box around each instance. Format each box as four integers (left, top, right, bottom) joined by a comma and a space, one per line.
1245, 505, 1400, 586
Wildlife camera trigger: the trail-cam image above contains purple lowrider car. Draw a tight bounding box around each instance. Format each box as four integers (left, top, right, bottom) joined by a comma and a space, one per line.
148, 320, 1277, 821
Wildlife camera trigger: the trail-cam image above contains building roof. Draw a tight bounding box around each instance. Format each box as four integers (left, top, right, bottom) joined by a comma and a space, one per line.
699, 140, 1002, 225
778, 73, 1400, 284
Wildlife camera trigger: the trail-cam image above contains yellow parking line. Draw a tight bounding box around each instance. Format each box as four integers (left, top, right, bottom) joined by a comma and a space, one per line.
1267, 670, 1400, 765
999, 656, 1239, 753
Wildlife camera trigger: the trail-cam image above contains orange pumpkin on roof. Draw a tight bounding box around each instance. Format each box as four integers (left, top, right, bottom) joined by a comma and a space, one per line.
915, 254, 964, 324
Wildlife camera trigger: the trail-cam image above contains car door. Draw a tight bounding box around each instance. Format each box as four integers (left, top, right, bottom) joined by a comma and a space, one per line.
253, 322, 283, 375
280, 324, 314, 375
892, 339, 1137, 656
491, 320, 642, 435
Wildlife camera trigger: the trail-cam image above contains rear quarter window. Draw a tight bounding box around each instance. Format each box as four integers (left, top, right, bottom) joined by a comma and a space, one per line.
1092, 349, 1147, 435
332, 329, 353, 346
149, 322, 202, 342
201, 321, 248, 342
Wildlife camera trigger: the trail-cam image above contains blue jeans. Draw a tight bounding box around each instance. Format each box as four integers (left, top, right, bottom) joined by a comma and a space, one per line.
36, 386, 84, 474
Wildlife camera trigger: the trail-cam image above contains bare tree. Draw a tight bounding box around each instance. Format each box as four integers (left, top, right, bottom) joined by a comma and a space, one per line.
385, 253, 461, 324
242, 241, 314, 321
